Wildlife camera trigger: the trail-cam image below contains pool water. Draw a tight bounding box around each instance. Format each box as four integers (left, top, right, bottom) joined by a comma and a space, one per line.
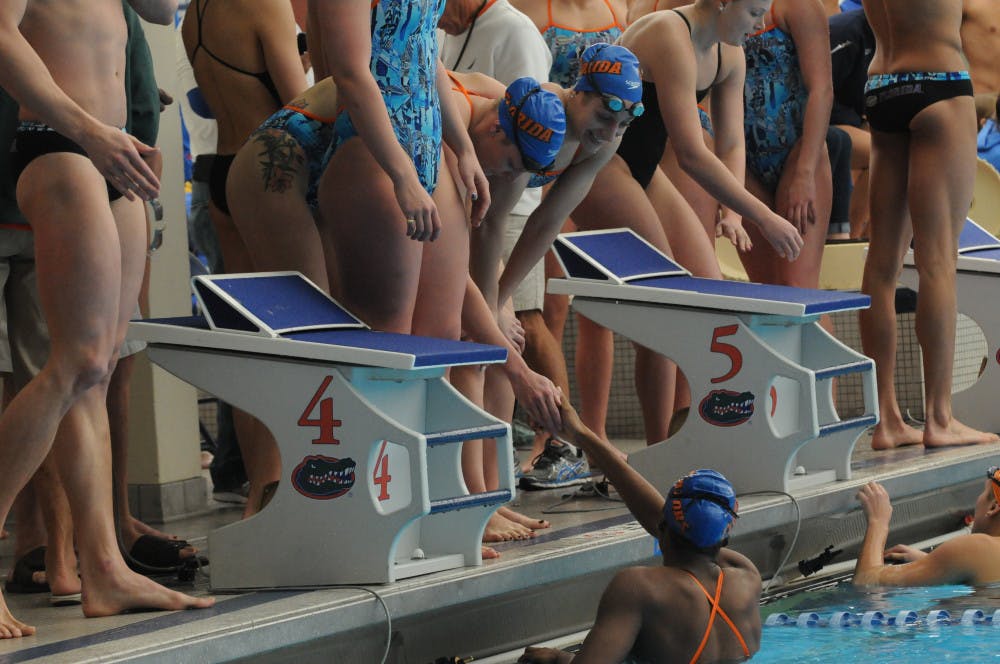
756, 583, 1000, 663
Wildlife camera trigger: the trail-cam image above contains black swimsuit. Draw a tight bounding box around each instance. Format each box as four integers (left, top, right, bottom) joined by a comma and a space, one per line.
616, 10, 720, 189
192, 0, 283, 214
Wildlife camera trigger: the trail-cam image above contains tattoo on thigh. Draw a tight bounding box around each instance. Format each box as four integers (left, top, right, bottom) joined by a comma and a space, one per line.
255, 132, 305, 194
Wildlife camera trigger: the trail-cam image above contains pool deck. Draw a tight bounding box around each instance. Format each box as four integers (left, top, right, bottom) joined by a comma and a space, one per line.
1, 434, 998, 663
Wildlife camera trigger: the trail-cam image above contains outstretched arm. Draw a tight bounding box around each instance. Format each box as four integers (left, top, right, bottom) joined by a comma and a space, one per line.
639, 16, 802, 259
854, 481, 975, 586
498, 144, 616, 305
461, 276, 562, 434
558, 403, 664, 536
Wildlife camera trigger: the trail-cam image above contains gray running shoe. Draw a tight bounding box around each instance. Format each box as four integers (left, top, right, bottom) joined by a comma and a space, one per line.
520, 439, 592, 490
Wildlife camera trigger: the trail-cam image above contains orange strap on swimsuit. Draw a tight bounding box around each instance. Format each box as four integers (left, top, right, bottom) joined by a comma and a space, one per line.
447, 72, 475, 113
683, 570, 751, 664
542, 0, 625, 32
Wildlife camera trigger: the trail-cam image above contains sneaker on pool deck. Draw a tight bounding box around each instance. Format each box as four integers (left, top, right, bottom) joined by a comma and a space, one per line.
520, 439, 592, 490
213, 481, 250, 505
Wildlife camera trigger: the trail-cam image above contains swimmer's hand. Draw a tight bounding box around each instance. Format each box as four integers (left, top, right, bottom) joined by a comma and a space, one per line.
518, 646, 573, 664
81, 124, 160, 201
509, 366, 562, 436
392, 171, 441, 242
778, 169, 818, 234
758, 213, 804, 261
716, 210, 751, 252
499, 299, 525, 354
456, 147, 491, 226
857, 481, 892, 527
883, 544, 926, 564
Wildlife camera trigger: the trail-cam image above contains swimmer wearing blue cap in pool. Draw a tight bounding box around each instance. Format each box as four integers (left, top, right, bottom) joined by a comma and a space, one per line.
519, 403, 761, 664
854, 474, 1000, 587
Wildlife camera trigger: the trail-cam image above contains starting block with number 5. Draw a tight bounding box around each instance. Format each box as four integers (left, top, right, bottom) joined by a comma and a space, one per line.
129, 273, 513, 590
549, 230, 879, 495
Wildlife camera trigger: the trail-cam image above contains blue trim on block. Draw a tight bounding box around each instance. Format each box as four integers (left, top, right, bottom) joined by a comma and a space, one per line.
426, 425, 510, 446
429, 490, 512, 514
819, 415, 878, 437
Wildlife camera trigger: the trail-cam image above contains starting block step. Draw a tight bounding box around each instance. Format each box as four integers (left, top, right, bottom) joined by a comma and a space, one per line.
550, 229, 879, 495
900, 219, 1000, 434
130, 273, 515, 589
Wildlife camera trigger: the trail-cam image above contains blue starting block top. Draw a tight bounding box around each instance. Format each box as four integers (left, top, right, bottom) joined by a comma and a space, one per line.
550, 229, 870, 317
905, 219, 1000, 274
554, 229, 689, 284
131, 273, 507, 370
193, 272, 365, 337
132, 316, 507, 370
959, 219, 1000, 254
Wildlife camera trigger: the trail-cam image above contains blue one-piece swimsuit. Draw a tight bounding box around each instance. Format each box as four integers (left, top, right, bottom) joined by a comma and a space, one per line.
330, 0, 445, 194
743, 24, 808, 189
256, 105, 336, 211
540, 0, 624, 88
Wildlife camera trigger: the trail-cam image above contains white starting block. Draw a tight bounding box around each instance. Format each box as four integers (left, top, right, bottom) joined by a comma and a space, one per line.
549, 230, 879, 495
129, 272, 514, 590
900, 219, 1000, 435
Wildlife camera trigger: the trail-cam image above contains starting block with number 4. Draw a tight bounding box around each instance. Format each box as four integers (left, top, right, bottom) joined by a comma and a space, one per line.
129, 272, 513, 590
550, 230, 879, 495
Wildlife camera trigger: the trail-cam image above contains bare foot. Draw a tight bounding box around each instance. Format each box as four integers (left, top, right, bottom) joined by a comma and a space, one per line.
498, 506, 550, 531
481, 545, 500, 560
0, 594, 36, 639
128, 516, 181, 542
924, 419, 1000, 448
870, 421, 924, 450
483, 513, 534, 543
81, 564, 214, 617
0, 527, 8, 539
45, 547, 81, 599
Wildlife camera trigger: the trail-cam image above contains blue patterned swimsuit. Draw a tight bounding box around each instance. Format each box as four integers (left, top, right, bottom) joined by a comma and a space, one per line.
330, 0, 445, 193
540, 0, 624, 87
743, 24, 807, 189
257, 105, 336, 211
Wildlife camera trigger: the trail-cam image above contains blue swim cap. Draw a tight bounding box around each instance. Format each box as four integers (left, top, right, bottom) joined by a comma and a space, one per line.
664, 469, 738, 549
498, 77, 567, 172
574, 43, 643, 104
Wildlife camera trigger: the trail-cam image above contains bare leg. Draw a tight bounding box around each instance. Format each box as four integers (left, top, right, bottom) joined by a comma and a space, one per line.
108, 354, 194, 552
318, 137, 421, 333
837, 124, 872, 239
542, 218, 576, 345
741, 142, 832, 289
0, 156, 212, 636
907, 97, 998, 447
859, 129, 924, 449
571, 158, 676, 444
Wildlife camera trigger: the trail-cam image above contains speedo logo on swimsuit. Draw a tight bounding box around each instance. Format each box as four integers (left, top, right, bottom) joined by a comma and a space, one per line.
504, 93, 555, 142
866, 83, 923, 107
579, 60, 623, 76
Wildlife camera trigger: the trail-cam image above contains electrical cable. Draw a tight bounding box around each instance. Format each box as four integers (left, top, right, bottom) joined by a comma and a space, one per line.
736, 490, 802, 594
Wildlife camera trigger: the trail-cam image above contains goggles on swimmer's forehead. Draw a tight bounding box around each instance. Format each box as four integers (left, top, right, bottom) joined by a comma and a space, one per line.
583, 67, 645, 118
510, 86, 556, 174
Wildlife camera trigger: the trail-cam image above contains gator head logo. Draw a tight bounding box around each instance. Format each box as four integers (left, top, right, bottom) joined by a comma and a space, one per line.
699, 390, 755, 427
291, 455, 356, 500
